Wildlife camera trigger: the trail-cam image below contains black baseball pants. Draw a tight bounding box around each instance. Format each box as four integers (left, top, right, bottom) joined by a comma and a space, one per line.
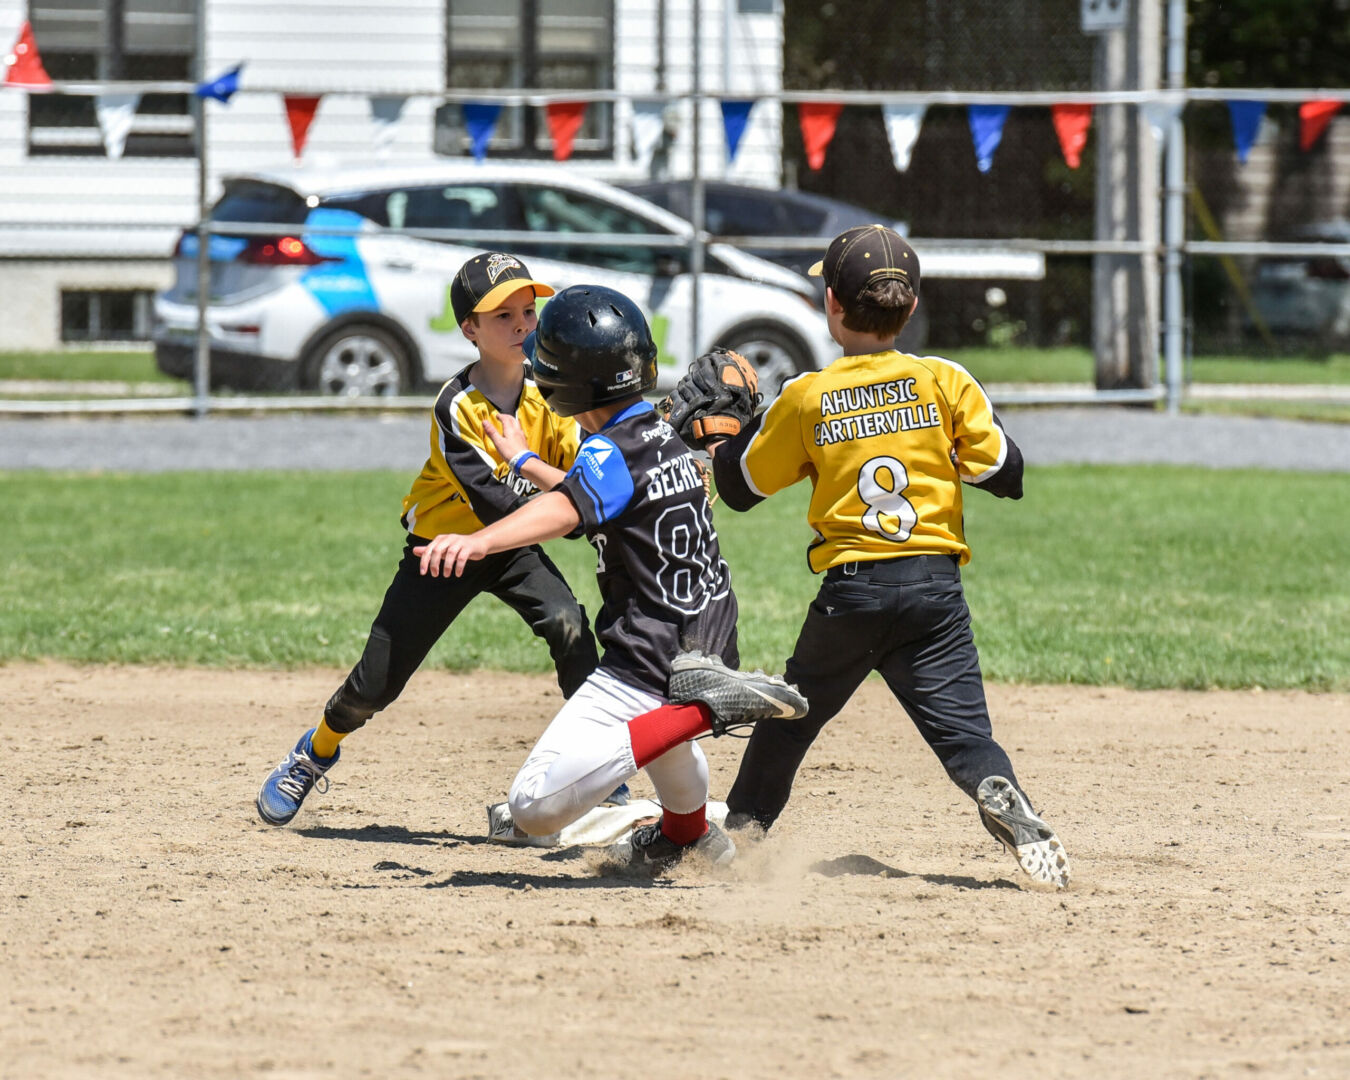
726, 553, 1020, 829
324, 536, 599, 733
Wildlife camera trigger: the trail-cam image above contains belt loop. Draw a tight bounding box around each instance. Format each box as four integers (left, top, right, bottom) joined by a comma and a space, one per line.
843, 561, 857, 577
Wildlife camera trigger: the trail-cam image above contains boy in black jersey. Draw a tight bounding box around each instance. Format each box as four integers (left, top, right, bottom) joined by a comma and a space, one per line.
416, 285, 806, 870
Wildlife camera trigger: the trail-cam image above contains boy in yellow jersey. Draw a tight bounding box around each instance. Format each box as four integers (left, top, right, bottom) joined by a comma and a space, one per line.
702, 225, 1071, 888
256, 253, 601, 826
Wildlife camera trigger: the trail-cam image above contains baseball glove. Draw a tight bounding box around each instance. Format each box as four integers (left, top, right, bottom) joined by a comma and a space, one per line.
661, 347, 761, 451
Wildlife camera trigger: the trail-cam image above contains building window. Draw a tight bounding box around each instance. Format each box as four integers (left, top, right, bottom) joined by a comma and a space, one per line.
436, 0, 614, 160
61, 289, 155, 342
28, 0, 197, 158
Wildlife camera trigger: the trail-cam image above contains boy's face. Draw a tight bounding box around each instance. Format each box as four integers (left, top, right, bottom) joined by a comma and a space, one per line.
460, 285, 539, 363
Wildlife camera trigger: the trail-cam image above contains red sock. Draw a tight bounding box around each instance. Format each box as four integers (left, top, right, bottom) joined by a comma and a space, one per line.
627, 702, 713, 769
661, 805, 707, 846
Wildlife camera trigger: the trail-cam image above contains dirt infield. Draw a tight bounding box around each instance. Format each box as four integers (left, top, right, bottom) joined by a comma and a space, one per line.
4, 663, 1347, 1079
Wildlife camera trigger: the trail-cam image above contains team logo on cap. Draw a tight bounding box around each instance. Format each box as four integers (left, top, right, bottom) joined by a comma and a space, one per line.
485, 253, 522, 284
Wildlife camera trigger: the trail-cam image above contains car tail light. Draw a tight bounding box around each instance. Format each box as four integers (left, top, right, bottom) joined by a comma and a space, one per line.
1307, 257, 1350, 281
242, 235, 330, 265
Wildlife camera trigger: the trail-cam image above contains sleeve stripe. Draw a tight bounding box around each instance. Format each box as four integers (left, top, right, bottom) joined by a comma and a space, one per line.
921, 354, 1008, 484
443, 386, 500, 472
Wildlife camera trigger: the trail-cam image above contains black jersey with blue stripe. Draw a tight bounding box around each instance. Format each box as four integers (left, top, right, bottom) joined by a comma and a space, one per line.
558, 400, 738, 696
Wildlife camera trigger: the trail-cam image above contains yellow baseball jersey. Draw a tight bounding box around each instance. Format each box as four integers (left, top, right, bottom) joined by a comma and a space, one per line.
400, 364, 581, 538
731, 350, 1011, 572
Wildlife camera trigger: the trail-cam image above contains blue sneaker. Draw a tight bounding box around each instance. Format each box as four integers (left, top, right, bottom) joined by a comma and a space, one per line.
256, 729, 339, 826
602, 782, 631, 807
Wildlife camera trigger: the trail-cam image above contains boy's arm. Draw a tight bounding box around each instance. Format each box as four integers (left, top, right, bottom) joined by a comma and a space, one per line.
943, 361, 1024, 500
973, 415, 1023, 499
433, 395, 530, 524
707, 377, 815, 511
413, 491, 581, 578
484, 412, 568, 489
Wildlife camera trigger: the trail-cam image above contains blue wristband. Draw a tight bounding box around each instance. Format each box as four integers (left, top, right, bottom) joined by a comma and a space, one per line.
509, 450, 540, 477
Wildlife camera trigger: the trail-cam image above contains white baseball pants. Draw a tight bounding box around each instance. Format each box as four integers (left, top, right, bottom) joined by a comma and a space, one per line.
508, 668, 709, 838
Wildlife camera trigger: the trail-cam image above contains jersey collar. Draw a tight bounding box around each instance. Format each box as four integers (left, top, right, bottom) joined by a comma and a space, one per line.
600, 399, 654, 431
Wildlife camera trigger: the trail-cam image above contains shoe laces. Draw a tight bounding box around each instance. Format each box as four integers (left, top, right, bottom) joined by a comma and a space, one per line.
274, 753, 329, 801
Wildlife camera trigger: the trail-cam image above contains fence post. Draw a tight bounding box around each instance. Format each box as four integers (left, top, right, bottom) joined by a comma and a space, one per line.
192, 0, 211, 418
1162, 0, 1187, 415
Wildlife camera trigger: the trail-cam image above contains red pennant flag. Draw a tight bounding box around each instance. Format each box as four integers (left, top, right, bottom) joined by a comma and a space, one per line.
284, 94, 322, 159
1299, 100, 1340, 152
4, 21, 52, 90
545, 101, 588, 162
1051, 103, 1093, 169
799, 102, 843, 171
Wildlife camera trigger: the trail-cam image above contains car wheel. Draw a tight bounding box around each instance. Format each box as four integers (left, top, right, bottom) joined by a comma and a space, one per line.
302, 324, 410, 397
718, 323, 811, 398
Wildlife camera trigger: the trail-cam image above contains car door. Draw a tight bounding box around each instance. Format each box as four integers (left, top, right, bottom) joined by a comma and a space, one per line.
360, 182, 515, 383
509, 184, 695, 380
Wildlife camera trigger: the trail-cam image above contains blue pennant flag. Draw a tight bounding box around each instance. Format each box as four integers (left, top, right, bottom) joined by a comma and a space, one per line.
968, 105, 1010, 173
720, 100, 755, 163
462, 102, 502, 162
195, 64, 242, 104
1227, 100, 1266, 164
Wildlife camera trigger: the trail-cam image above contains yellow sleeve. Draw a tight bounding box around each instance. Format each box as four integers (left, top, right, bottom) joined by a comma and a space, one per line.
935, 359, 1008, 484
738, 372, 817, 497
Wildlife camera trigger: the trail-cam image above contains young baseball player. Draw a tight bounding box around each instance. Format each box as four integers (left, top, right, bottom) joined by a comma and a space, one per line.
257, 252, 605, 826
672, 225, 1071, 888
416, 284, 807, 870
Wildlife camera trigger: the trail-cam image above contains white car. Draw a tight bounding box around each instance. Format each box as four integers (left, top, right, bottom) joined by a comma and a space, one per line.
153, 162, 837, 397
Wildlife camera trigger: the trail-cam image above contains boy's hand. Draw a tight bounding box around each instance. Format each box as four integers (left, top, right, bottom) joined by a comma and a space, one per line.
413, 533, 490, 578
484, 412, 529, 462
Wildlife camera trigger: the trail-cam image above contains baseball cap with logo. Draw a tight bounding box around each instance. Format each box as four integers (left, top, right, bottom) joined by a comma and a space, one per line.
808, 224, 920, 306
450, 251, 556, 326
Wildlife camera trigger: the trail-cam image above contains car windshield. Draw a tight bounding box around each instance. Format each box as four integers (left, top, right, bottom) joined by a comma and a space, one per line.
211, 182, 309, 225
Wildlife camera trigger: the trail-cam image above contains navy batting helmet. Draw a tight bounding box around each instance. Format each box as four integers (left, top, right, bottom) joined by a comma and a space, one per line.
527, 285, 658, 417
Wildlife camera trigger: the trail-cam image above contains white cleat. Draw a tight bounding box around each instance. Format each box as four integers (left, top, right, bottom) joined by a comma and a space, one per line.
976, 776, 1071, 889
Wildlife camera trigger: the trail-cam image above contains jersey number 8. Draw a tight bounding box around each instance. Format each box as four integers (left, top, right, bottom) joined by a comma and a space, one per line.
858, 456, 918, 542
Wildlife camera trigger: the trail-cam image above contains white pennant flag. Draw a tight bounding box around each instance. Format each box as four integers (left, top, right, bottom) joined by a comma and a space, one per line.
1141, 100, 1183, 149
369, 95, 407, 159
881, 104, 927, 172
631, 101, 667, 172
95, 92, 140, 160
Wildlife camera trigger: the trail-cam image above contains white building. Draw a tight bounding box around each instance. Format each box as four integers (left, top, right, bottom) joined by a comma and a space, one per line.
0, 0, 784, 350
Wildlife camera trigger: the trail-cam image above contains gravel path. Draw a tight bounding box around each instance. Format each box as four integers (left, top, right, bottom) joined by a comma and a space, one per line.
0, 407, 1347, 472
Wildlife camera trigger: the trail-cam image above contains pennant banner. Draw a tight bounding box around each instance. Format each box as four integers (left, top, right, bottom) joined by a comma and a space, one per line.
1299, 99, 1340, 152
462, 102, 501, 162
4, 21, 51, 90
369, 95, 407, 158
545, 101, 588, 162
95, 92, 141, 160
881, 104, 926, 172
195, 63, 242, 103
1051, 103, 1092, 169
630, 101, 666, 172
968, 104, 1010, 173
1226, 100, 1266, 164
1141, 100, 1183, 149
720, 99, 755, 164
284, 94, 321, 159
799, 102, 843, 171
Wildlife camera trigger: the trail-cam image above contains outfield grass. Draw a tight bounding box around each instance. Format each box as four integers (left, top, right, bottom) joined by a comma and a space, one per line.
2, 467, 1345, 690
949, 346, 1350, 386
0, 350, 176, 383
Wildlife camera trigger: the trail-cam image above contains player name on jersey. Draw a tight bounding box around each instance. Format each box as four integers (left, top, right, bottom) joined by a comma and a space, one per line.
644, 453, 704, 500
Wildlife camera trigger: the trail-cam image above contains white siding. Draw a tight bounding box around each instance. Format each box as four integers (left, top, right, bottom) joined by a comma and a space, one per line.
0, 0, 787, 346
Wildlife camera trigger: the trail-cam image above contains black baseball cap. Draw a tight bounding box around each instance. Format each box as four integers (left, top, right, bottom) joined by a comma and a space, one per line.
450, 251, 555, 326
808, 224, 920, 305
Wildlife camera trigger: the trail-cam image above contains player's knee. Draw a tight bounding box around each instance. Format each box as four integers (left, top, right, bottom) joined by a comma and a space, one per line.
535, 602, 589, 653
507, 790, 569, 838
324, 628, 400, 733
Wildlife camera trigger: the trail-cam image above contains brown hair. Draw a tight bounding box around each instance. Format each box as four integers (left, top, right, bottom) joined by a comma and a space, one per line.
839, 278, 915, 339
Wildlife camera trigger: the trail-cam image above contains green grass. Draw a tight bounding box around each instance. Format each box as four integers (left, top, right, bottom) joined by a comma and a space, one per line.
2, 467, 1346, 690
0, 350, 176, 383
948, 346, 1350, 387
